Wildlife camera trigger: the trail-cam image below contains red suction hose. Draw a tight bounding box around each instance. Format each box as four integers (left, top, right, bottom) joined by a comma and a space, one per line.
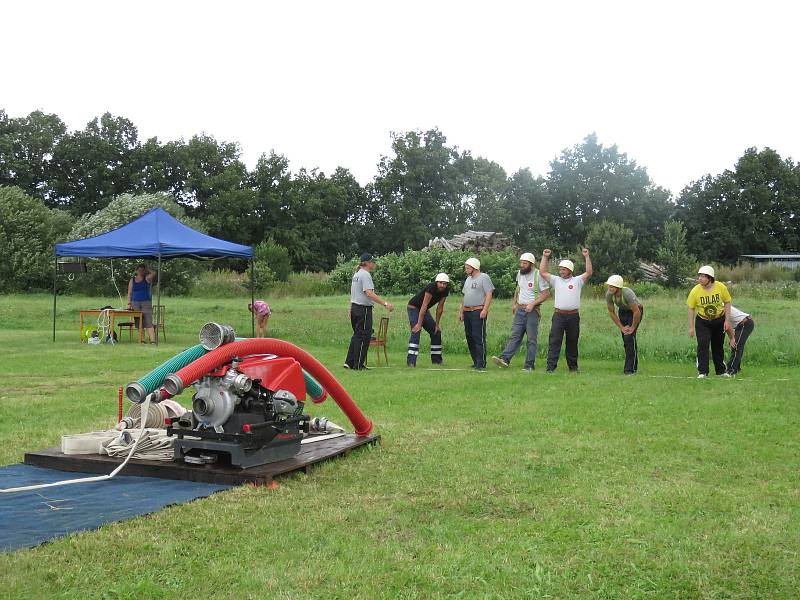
163, 339, 373, 436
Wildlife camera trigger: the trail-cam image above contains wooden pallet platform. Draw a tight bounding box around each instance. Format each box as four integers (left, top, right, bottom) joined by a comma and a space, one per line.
23, 433, 380, 486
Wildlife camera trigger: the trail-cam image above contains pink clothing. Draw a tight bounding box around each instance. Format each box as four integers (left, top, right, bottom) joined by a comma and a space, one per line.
252, 300, 271, 317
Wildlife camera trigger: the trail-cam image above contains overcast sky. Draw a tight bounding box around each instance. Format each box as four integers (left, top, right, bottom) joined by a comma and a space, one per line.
3, 1, 798, 195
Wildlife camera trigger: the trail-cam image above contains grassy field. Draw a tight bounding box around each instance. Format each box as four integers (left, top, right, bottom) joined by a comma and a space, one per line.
1, 293, 799, 599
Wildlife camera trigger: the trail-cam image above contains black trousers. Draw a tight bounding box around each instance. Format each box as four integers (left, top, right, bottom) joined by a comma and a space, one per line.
695, 315, 726, 375
618, 306, 643, 374
727, 318, 755, 374
463, 310, 487, 368
345, 303, 373, 369
547, 312, 580, 371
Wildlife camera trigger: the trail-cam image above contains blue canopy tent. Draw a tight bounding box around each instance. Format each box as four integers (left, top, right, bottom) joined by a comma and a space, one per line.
53, 208, 255, 343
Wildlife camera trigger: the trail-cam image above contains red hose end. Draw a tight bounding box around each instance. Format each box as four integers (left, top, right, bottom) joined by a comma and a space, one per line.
355, 420, 373, 436
311, 390, 328, 404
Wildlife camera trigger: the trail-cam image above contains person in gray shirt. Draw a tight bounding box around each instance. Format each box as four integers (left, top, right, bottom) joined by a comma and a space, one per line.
605, 275, 643, 374
344, 253, 394, 370
458, 257, 494, 369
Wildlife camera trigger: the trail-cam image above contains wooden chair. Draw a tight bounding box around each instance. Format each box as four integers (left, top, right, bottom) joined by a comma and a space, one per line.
368, 316, 389, 366
154, 304, 166, 342
118, 305, 166, 342
117, 317, 138, 342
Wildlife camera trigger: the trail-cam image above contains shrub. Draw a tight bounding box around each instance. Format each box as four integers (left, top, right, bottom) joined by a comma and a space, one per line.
253, 262, 276, 291
630, 281, 664, 298
254, 238, 292, 282
581, 219, 639, 284
328, 248, 519, 298
0, 186, 74, 293
656, 221, 696, 288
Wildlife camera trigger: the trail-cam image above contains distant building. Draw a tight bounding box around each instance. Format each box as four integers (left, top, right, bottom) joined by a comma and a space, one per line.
741, 255, 800, 269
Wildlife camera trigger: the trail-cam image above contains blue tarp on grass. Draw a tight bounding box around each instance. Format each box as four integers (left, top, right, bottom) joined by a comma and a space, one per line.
0, 464, 232, 552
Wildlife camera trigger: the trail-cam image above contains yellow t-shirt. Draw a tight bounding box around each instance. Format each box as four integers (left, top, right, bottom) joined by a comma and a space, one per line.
686, 281, 732, 320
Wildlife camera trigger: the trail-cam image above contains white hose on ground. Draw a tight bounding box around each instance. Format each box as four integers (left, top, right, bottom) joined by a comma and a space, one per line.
0, 396, 153, 494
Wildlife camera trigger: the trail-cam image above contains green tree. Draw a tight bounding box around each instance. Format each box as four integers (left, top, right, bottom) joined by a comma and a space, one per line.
462, 156, 508, 232
0, 110, 68, 203
496, 168, 556, 252
656, 220, 696, 288
582, 219, 639, 284
676, 147, 800, 261
0, 186, 73, 292
371, 129, 471, 253
547, 133, 671, 258
175, 134, 248, 217
49, 113, 141, 215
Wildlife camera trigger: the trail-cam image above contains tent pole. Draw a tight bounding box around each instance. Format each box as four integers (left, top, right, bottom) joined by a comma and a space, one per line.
52, 256, 57, 342
250, 259, 255, 337
156, 255, 162, 346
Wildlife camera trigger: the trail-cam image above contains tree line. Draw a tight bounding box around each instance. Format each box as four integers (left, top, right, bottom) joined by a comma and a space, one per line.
2, 109, 799, 277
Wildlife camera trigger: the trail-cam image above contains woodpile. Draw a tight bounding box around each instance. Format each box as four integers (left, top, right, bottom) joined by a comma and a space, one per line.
638, 261, 667, 283
426, 231, 516, 252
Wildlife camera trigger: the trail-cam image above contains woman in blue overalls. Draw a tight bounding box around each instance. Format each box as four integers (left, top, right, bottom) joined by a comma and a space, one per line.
127, 263, 156, 343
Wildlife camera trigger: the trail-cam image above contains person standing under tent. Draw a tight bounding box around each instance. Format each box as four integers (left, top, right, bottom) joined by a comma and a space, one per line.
406, 273, 451, 367
492, 252, 550, 372
127, 263, 156, 344
458, 258, 494, 370
539, 248, 592, 372
344, 253, 394, 371
687, 265, 734, 378
604, 275, 643, 375
725, 305, 754, 376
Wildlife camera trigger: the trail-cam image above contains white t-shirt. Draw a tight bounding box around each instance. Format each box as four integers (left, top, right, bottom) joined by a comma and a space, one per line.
516, 269, 549, 305
729, 306, 750, 328
549, 275, 585, 310
350, 268, 375, 306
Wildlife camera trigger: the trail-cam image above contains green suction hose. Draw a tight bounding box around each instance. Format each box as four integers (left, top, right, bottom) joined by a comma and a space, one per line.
126, 341, 327, 403
125, 344, 207, 402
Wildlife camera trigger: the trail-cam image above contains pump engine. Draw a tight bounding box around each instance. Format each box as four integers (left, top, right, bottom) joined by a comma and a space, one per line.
168, 354, 311, 468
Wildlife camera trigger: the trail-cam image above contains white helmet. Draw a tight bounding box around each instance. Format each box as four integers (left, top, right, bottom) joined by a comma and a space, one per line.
519, 252, 536, 264
435, 272, 450, 283
698, 265, 715, 278
558, 259, 575, 272
606, 274, 624, 288
465, 258, 480, 270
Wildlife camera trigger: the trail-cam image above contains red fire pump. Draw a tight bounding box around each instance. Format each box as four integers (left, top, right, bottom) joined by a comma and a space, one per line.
151, 324, 373, 469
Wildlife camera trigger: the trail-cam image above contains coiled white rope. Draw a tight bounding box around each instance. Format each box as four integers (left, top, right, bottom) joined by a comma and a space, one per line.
0, 396, 153, 494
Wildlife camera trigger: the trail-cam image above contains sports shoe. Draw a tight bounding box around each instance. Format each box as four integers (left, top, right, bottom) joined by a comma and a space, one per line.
492, 356, 509, 368
697, 374, 707, 379
343, 363, 350, 369
522, 367, 533, 373
719, 372, 731, 378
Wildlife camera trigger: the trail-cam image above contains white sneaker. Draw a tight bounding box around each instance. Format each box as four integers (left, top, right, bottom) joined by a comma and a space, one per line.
492, 356, 509, 368
697, 374, 707, 379
719, 372, 732, 378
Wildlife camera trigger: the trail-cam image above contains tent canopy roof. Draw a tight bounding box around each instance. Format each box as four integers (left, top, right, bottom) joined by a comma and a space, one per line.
55, 208, 253, 259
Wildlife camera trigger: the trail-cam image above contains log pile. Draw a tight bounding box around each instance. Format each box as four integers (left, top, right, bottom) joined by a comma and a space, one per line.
638, 261, 667, 283
426, 231, 516, 252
